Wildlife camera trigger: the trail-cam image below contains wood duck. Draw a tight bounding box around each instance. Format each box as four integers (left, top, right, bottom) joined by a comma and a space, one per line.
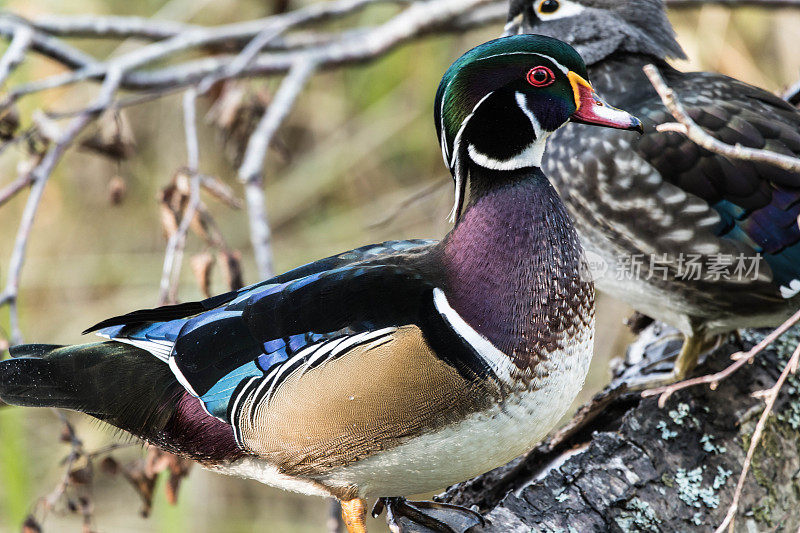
507, 0, 800, 385
0, 35, 641, 533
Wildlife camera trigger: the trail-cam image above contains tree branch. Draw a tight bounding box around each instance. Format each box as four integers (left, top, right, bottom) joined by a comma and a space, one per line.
158, 89, 201, 305
0, 24, 32, 87
238, 57, 317, 279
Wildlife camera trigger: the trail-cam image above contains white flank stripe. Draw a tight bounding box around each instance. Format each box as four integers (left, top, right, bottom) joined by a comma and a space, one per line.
432, 288, 516, 383
249, 357, 292, 408
231, 376, 260, 445
168, 356, 201, 398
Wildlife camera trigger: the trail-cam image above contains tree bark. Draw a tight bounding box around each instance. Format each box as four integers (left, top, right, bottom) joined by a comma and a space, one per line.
439, 328, 800, 532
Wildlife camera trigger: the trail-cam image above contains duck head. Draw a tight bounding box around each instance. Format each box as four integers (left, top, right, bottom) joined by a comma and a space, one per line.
435, 34, 642, 221
504, 0, 686, 65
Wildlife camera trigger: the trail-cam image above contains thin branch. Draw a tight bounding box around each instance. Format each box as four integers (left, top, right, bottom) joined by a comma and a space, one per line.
644, 64, 800, 173
26, 0, 411, 41
715, 340, 800, 532
0, 157, 39, 209
642, 307, 800, 406
239, 57, 317, 279
6, 0, 496, 98
0, 18, 97, 72
158, 89, 201, 304
0, 24, 32, 87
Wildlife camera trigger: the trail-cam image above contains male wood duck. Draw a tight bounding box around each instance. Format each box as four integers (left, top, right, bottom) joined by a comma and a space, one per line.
507, 0, 800, 385
0, 35, 641, 533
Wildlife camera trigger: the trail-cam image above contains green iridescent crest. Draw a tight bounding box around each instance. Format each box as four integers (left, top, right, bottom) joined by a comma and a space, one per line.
435, 35, 587, 166
433, 34, 588, 220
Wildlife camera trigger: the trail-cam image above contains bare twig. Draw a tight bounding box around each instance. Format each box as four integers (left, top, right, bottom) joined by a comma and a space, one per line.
0, 18, 97, 73
644, 64, 800, 173
4, 0, 496, 99
642, 307, 800, 406
0, 24, 33, 87
715, 340, 800, 532
0, 155, 41, 209
368, 178, 450, 229
158, 89, 201, 304
239, 57, 317, 279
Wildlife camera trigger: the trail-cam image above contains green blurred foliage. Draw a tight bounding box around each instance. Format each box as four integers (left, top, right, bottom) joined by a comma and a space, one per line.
0, 1, 798, 531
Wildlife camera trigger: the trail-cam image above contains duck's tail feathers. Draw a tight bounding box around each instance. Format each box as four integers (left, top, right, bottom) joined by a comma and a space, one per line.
0, 342, 242, 462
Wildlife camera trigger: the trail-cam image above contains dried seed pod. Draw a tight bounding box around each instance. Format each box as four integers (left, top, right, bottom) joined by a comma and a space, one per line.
108, 175, 127, 206
81, 110, 136, 160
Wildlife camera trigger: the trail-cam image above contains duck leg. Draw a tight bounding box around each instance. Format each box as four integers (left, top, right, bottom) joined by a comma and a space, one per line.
624, 333, 721, 390
372, 497, 485, 533
341, 498, 368, 533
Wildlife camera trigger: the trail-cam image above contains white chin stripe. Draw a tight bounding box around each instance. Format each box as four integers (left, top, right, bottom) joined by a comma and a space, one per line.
467, 141, 545, 170
432, 288, 515, 383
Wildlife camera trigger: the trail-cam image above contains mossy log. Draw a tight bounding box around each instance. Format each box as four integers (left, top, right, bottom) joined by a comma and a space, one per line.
439, 328, 800, 532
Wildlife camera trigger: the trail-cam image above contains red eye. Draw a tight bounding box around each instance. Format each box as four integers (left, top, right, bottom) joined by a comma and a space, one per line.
527, 66, 555, 87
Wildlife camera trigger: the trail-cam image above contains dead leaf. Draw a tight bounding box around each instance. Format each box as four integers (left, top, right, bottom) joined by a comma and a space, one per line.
99, 456, 119, 476
0, 105, 20, 141
80, 110, 136, 160
219, 250, 244, 291
191, 253, 215, 298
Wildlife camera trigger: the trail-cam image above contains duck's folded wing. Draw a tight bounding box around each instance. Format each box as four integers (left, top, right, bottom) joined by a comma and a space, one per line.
83, 239, 435, 334
85, 239, 449, 423
636, 76, 800, 296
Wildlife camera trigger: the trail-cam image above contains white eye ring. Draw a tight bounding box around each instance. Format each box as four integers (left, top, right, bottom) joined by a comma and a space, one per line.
534, 0, 585, 21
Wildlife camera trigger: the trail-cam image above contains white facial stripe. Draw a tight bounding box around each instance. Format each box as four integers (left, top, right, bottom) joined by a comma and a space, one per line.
433, 288, 515, 383
472, 51, 570, 76
534, 0, 586, 21
515, 92, 545, 139
447, 91, 494, 222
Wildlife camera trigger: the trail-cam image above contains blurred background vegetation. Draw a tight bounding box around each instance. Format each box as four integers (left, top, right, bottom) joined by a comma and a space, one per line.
0, 0, 798, 531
